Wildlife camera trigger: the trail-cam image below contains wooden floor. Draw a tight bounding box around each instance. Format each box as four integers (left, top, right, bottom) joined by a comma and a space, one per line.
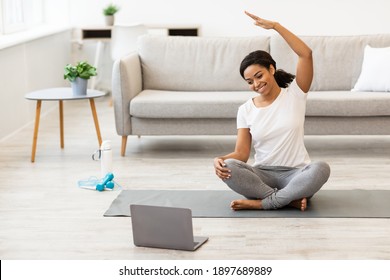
1, 96, 390, 260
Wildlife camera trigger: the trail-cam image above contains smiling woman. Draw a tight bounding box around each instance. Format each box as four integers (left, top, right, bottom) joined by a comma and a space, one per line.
213, 11, 330, 212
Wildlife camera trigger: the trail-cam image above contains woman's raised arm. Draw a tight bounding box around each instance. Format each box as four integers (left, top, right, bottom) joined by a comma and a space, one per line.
245, 11, 313, 92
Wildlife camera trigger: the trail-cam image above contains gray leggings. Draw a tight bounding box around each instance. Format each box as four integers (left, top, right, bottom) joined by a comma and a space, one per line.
223, 159, 331, 210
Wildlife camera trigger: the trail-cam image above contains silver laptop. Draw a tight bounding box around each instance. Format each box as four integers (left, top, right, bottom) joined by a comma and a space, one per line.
130, 204, 208, 251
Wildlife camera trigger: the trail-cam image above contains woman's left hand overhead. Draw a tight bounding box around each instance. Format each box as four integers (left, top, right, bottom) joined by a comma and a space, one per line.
245, 11, 276, 30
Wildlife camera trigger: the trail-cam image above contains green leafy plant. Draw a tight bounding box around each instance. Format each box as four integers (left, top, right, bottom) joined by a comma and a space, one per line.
63, 61, 97, 82
103, 4, 120, 16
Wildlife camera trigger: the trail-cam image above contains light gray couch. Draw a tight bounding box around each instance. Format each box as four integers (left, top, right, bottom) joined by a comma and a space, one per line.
112, 34, 390, 156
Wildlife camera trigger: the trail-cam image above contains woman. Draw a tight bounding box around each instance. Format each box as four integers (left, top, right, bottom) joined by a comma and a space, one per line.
214, 11, 330, 211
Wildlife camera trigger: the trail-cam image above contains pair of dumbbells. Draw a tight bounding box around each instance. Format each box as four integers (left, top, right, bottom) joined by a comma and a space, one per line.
96, 173, 115, 191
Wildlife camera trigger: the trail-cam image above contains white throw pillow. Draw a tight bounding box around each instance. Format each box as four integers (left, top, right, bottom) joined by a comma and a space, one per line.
352, 45, 390, 92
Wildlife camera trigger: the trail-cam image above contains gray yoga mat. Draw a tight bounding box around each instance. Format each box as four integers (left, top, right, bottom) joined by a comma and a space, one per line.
103, 189, 390, 218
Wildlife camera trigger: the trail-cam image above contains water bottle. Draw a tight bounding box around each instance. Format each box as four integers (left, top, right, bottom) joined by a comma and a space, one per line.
100, 140, 113, 178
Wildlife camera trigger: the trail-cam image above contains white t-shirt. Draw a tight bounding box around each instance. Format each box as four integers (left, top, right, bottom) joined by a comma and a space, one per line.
237, 79, 310, 168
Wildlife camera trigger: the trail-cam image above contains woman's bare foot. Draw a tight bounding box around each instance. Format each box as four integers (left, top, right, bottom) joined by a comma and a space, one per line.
231, 198, 308, 211
288, 197, 307, 211
230, 199, 262, 210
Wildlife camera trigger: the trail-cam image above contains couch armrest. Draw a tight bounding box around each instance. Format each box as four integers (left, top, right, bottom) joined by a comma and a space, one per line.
112, 52, 143, 136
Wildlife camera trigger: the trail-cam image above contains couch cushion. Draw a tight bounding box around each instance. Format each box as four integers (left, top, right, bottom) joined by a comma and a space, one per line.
307, 91, 390, 116
352, 45, 390, 92
131, 90, 390, 118
270, 35, 390, 91
130, 90, 257, 118
138, 35, 270, 91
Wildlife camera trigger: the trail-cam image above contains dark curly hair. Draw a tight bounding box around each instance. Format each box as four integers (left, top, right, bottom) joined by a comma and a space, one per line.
239, 50, 295, 88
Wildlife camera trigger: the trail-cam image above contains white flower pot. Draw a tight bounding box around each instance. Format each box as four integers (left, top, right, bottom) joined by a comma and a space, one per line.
71, 77, 88, 96
105, 15, 114, 26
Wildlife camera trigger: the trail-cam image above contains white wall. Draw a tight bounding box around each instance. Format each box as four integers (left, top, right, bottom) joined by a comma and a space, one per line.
0, 31, 72, 140
44, 0, 70, 26
70, 0, 390, 36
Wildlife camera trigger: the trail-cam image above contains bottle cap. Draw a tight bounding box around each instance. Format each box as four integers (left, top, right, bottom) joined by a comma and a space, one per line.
100, 140, 111, 150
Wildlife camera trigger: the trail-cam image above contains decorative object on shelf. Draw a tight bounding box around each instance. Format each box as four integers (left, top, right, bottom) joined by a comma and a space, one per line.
103, 3, 120, 26
64, 61, 97, 96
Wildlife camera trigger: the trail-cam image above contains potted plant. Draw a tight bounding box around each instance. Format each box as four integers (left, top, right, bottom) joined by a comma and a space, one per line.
64, 61, 97, 96
103, 4, 120, 26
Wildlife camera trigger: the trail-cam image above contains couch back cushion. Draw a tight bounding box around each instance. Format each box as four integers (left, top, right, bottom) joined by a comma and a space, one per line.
270, 34, 390, 91
138, 35, 270, 91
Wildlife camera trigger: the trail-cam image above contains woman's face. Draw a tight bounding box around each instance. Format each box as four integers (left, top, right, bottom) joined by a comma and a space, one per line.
243, 64, 275, 95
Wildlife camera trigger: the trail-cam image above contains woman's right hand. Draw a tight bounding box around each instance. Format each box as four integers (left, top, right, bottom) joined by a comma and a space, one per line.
213, 157, 231, 180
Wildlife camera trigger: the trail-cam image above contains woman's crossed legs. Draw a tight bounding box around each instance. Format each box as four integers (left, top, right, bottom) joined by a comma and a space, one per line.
222, 159, 331, 211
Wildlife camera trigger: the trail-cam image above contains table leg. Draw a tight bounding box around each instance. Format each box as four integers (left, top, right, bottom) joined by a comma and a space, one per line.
31, 100, 42, 162
89, 99, 102, 146
59, 100, 64, 149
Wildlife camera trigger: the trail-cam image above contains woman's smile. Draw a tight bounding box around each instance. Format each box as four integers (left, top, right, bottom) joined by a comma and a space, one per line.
255, 82, 267, 93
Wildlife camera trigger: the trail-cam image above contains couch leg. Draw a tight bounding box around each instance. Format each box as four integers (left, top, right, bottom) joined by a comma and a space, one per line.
121, 136, 128, 157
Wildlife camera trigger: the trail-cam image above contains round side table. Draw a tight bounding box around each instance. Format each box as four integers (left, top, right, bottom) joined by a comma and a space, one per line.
25, 88, 106, 162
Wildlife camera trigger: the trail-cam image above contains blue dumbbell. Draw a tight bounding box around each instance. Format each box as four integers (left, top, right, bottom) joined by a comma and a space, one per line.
96, 173, 114, 191
105, 181, 115, 190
